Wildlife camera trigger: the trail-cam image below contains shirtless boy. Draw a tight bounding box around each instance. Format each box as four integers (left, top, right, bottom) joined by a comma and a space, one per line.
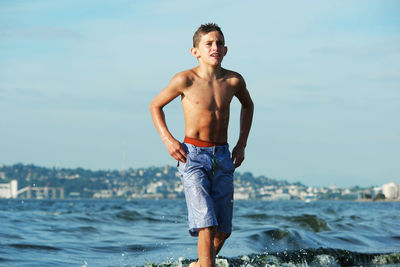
150, 23, 254, 267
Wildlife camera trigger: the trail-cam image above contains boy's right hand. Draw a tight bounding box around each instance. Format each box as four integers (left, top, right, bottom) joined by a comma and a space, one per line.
163, 137, 187, 163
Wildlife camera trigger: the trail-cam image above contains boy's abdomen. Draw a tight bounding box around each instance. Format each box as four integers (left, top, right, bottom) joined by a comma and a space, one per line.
183, 109, 230, 143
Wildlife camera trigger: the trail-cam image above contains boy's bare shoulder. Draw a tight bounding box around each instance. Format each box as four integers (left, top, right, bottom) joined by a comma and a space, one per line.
223, 68, 246, 89
170, 69, 197, 89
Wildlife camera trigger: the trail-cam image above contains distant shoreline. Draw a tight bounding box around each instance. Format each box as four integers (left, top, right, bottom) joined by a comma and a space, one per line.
355, 199, 400, 202
3, 198, 400, 203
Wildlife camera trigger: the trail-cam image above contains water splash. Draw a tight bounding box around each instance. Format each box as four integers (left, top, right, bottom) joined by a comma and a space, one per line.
140, 249, 400, 267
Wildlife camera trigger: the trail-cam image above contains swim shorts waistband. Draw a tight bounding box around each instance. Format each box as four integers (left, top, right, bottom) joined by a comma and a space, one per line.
184, 136, 228, 147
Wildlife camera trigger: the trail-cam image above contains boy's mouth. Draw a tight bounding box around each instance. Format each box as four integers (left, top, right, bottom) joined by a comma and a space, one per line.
211, 53, 220, 58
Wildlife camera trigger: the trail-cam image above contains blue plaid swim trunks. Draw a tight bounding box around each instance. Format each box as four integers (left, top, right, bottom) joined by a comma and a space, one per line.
177, 140, 235, 237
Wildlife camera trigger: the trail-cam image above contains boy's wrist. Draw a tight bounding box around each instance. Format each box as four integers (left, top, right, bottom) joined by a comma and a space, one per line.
162, 136, 174, 145
235, 141, 246, 149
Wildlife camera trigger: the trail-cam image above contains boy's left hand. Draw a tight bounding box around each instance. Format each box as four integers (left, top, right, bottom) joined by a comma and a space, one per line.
232, 145, 245, 168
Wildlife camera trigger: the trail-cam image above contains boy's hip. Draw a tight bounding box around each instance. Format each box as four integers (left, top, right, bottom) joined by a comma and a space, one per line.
178, 142, 235, 177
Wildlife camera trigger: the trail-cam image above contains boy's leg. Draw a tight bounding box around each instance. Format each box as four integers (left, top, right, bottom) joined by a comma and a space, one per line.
214, 232, 230, 255
191, 230, 230, 267
198, 226, 217, 267
190, 226, 217, 267
210, 146, 235, 257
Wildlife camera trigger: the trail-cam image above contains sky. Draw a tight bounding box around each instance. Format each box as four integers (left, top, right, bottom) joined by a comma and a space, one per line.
0, 0, 399, 187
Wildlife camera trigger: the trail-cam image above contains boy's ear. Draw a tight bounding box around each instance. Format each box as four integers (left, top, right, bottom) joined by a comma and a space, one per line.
190, 47, 200, 58
223, 46, 228, 56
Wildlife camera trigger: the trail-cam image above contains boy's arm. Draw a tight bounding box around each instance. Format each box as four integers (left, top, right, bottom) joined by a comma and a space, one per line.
232, 77, 254, 168
149, 74, 187, 163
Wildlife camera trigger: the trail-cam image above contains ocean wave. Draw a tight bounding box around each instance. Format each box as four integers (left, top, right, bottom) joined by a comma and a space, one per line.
115, 210, 143, 221
2, 199, 399, 266
9, 243, 61, 251
89, 243, 161, 253
143, 248, 400, 267
288, 214, 330, 232
114, 209, 174, 223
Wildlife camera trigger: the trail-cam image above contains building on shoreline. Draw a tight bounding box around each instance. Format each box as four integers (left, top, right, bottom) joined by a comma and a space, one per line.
382, 183, 400, 200
1, 164, 399, 201
0, 180, 18, 199
0, 179, 65, 199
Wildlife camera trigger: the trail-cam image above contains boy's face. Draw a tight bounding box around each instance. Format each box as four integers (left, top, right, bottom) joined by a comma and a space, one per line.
191, 31, 227, 66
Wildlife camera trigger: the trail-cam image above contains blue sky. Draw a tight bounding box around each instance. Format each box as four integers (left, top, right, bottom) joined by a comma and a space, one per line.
1, 0, 399, 187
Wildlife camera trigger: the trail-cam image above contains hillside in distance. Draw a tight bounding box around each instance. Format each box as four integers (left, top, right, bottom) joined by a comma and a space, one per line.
0, 163, 302, 199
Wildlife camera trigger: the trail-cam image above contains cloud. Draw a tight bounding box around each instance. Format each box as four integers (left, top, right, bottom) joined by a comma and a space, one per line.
0, 85, 145, 114
310, 35, 400, 59
0, 87, 46, 97
13, 88, 47, 97
372, 71, 400, 82
0, 26, 82, 40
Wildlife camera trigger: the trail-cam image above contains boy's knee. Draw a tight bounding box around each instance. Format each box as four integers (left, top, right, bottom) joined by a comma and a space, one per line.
216, 232, 231, 241
199, 226, 217, 236
224, 232, 231, 240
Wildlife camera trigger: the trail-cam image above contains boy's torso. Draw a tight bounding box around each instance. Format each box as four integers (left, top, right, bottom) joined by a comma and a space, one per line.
179, 67, 241, 143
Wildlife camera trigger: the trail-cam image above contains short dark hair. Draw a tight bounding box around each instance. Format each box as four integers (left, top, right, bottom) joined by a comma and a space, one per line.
193, 23, 224, 48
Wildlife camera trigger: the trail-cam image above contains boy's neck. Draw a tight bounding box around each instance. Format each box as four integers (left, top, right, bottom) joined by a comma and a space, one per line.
196, 64, 224, 80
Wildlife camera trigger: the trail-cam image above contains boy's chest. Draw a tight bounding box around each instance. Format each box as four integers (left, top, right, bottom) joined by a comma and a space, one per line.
184, 81, 235, 109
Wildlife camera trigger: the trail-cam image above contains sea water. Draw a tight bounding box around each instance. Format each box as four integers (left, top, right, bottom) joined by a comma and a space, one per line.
0, 199, 399, 266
